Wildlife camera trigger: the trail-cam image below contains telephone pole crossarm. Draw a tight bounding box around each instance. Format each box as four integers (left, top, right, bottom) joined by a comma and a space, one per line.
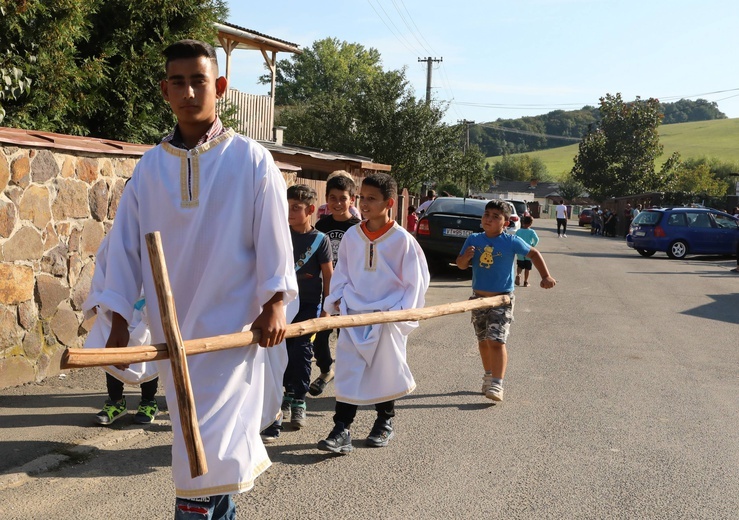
418, 57, 443, 103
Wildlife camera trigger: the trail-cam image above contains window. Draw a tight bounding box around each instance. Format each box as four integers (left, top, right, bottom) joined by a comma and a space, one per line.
687, 212, 712, 228
713, 213, 739, 229
667, 213, 686, 227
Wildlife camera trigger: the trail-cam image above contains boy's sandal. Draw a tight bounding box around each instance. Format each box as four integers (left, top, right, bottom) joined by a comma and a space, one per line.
309, 374, 331, 396
523, 281, 530, 287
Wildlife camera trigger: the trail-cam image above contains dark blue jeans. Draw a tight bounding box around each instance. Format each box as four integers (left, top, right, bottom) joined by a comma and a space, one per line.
312, 328, 334, 373
174, 495, 235, 519
284, 301, 321, 400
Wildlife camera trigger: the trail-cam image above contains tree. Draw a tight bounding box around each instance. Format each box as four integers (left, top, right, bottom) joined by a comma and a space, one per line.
571, 93, 667, 200
265, 38, 482, 191
0, 0, 228, 143
664, 154, 729, 197
557, 175, 585, 202
491, 154, 551, 182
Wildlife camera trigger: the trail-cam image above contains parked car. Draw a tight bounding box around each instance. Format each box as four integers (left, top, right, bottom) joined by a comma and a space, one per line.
503, 199, 528, 231
626, 207, 739, 259
578, 208, 594, 226
415, 197, 517, 271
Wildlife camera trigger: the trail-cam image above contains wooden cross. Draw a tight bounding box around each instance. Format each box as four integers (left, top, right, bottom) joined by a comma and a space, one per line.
62, 232, 511, 478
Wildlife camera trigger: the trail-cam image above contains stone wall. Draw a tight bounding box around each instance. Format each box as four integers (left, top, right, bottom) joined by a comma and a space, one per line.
0, 146, 138, 388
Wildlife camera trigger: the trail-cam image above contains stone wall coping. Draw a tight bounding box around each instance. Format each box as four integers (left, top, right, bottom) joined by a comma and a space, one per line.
0, 126, 151, 157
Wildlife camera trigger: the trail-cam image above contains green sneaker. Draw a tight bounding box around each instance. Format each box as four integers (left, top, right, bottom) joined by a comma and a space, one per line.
280, 395, 293, 422
291, 399, 307, 429
96, 398, 127, 425
134, 398, 159, 424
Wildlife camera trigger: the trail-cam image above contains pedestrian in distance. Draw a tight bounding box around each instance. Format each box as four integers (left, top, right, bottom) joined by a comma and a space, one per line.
415, 189, 437, 215
555, 200, 568, 237
456, 200, 556, 402
261, 184, 333, 443
317, 173, 429, 454
406, 205, 418, 233
96, 39, 297, 519
514, 215, 539, 288
311, 172, 362, 397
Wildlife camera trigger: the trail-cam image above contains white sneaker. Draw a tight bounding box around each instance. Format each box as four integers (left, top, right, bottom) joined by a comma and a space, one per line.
485, 383, 504, 402
481, 374, 493, 394
562, 234, 567, 238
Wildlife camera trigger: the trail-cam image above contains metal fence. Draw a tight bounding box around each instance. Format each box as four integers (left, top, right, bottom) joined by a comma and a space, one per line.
218, 89, 272, 141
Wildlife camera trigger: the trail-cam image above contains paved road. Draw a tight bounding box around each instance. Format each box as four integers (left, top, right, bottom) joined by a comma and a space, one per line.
2, 218, 738, 519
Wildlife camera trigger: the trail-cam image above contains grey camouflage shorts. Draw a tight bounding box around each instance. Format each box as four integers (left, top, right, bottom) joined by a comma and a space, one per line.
470, 293, 515, 344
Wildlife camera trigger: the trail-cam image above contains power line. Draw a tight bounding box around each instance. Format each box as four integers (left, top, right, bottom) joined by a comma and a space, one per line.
390, 0, 433, 56
366, 0, 422, 56
365, 0, 420, 57
476, 122, 582, 142
450, 87, 739, 112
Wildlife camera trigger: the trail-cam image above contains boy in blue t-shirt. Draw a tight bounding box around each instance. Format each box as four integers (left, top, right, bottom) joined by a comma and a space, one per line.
514, 215, 539, 287
262, 184, 333, 443
456, 200, 556, 402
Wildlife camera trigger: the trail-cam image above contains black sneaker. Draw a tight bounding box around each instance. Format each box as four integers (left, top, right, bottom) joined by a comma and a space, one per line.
366, 418, 394, 448
260, 420, 282, 444
317, 423, 353, 454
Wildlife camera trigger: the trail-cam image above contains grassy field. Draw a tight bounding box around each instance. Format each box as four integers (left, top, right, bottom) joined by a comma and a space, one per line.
487, 117, 739, 180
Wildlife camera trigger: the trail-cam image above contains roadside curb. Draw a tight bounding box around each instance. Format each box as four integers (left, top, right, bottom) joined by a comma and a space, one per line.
0, 426, 147, 491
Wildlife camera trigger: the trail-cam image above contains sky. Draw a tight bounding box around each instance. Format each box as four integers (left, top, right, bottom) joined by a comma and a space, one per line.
220, 0, 739, 125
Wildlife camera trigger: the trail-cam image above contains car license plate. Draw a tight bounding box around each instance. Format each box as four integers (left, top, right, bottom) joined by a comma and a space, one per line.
635, 231, 646, 237
443, 228, 473, 237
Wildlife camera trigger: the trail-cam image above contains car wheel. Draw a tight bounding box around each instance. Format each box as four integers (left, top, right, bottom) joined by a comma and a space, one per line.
636, 248, 656, 257
667, 240, 688, 259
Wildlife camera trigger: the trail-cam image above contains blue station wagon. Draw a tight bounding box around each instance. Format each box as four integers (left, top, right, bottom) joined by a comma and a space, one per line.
626, 207, 739, 259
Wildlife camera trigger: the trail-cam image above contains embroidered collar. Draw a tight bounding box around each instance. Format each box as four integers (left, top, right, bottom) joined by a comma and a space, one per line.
360, 220, 395, 241
161, 116, 226, 150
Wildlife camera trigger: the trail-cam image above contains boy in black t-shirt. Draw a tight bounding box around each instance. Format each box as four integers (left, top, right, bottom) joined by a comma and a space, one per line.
310, 172, 361, 396
261, 184, 333, 443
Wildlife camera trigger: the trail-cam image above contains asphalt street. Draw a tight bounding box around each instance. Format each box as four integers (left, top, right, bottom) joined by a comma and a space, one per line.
1, 218, 737, 519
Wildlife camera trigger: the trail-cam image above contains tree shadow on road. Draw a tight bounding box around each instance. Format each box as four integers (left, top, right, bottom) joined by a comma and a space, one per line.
681, 293, 739, 325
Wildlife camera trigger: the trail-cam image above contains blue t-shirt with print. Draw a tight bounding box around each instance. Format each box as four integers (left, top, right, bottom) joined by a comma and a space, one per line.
514, 228, 539, 261
460, 232, 531, 293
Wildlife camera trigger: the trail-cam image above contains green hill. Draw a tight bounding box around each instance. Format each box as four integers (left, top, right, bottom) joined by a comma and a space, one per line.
488, 118, 739, 180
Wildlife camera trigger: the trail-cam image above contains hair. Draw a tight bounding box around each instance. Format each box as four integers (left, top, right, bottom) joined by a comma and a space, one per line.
521, 215, 534, 226
485, 199, 512, 218
362, 173, 397, 200
163, 39, 218, 74
408, 205, 416, 213
287, 184, 317, 206
326, 172, 357, 197
427, 189, 436, 198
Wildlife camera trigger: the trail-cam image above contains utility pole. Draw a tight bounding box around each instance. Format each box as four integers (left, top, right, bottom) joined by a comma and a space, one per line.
457, 119, 475, 196
458, 119, 474, 152
418, 57, 442, 103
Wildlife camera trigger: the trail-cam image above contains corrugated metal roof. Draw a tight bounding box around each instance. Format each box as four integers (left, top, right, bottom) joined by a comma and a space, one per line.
218, 21, 300, 48
215, 21, 302, 54
0, 127, 150, 156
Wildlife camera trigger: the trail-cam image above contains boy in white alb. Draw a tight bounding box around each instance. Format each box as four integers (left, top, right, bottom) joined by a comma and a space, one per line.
96, 40, 297, 519
317, 173, 429, 454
